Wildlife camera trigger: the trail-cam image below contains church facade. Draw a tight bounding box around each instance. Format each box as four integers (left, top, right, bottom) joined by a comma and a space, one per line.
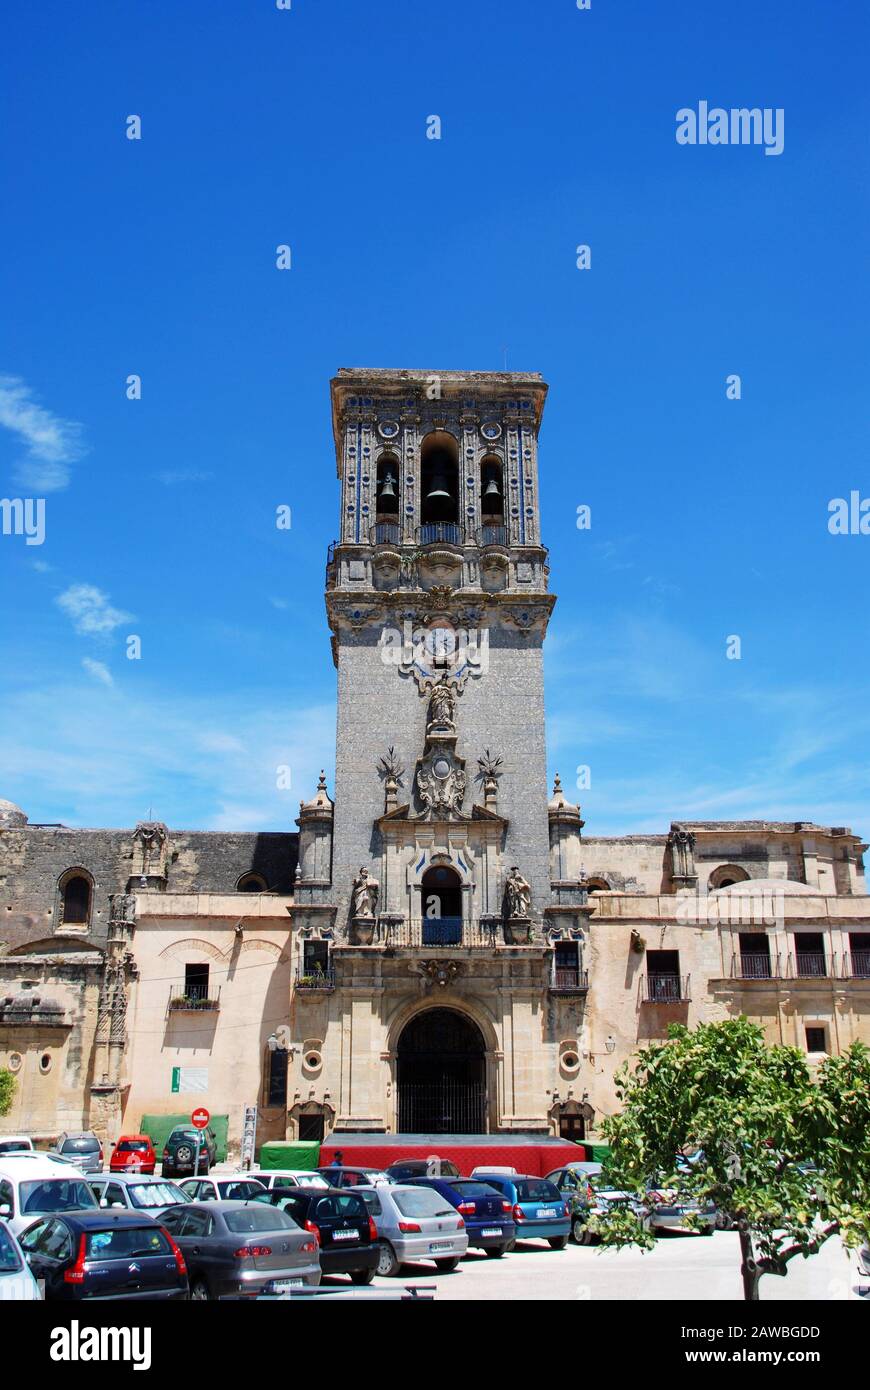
1, 369, 869, 1156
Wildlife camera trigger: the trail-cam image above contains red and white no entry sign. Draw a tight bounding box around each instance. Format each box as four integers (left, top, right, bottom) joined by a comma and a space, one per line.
191, 1107, 210, 1129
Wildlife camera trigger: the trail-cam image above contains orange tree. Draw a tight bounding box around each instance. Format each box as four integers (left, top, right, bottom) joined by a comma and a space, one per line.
595, 1018, 870, 1300
0, 1068, 14, 1118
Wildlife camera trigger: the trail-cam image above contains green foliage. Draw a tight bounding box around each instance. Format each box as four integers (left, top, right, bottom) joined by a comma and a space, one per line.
0, 1068, 15, 1118
596, 1018, 863, 1297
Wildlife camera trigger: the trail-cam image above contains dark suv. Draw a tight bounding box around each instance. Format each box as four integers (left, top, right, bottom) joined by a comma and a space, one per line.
253, 1187, 378, 1284
162, 1126, 217, 1177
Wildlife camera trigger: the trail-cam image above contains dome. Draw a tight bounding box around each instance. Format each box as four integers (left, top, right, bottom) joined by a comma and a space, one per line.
548, 773, 581, 818
297, 771, 333, 818
710, 877, 820, 895
0, 799, 27, 828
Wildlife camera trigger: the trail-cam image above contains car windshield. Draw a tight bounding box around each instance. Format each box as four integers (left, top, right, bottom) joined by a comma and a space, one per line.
515, 1179, 561, 1202
224, 1207, 296, 1234
85, 1227, 172, 1260
294, 1174, 328, 1188
60, 1137, 100, 1153
356, 1190, 382, 1215
19, 1179, 98, 1215
117, 1141, 150, 1153
450, 1181, 501, 1197
128, 1182, 188, 1208
0, 1141, 31, 1155
0, 1223, 23, 1273
392, 1189, 454, 1219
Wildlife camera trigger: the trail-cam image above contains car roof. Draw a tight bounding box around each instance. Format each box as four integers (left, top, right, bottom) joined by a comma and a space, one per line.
252, 1168, 322, 1177
117, 1134, 152, 1142
0, 1154, 87, 1177
31, 1210, 160, 1231
93, 1173, 175, 1185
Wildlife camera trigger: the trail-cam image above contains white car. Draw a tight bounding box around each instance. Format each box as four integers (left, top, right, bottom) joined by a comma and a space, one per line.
0, 1220, 41, 1300
248, 1169, 330, 1192
179, 1176, 267, 1203
470, 1166, 518, 1179
0, 1136, 35, 1157
0, 1153, 97, 1238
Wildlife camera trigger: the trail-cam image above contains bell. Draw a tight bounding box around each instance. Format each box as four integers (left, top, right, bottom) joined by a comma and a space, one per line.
425, 474, 453, 502
483, 477, 502, 498
377, 471, 397, 499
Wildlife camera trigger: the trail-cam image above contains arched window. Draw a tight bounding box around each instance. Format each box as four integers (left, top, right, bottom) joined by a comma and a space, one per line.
585, 878, 610, 894
708, 865, 750, 890
420, 865, 463, 945
375, 454, 400, 517
480, 456, 504, 520
237, 873, 268, 893
59, 871, 92, 926
420, 431, 459, 528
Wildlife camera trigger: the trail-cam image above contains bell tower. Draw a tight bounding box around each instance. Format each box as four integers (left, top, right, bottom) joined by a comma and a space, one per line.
326, 369, 555, 940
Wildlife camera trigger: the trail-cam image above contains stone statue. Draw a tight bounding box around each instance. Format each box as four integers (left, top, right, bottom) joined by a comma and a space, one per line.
427, 676, 456, 732
506, 865, 531, 919
351, 867, 378, 919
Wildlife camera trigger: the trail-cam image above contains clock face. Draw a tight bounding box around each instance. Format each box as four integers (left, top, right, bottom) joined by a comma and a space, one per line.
480, 422, 501, 441
378, 420, 400, 439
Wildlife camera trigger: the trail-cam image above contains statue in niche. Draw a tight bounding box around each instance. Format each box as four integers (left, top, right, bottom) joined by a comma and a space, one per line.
427, 675, 456, 732
351, 867, 378, 919
505, 865, 532, 919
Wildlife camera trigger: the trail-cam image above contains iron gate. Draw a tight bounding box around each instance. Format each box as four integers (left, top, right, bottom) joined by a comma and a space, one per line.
397, 1077, 486, 1134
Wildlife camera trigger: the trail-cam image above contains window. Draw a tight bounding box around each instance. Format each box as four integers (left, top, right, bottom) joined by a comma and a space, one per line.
103, 1184, 126, 1208
0, 1179, 14, 1217
184, 963, 209, 1001
267, 1047, 288, 1108
805, 1027, 827, 1054
0, 1223, 22, 1272
302, 941, 329, 977
237, 873, 267, 893
85, 1226, 170, 1260
392, 1189, 454, 1219
19, 1178, 96, 1215
739, 932, 772, 979
480, 457, 504, 523
59, 872, 91, 926
180, 1209, 213, 1238
849, 932, 870, 978
375, 455, 400, 517
554, 942, 581, 989
420, 431, 459, 528
223, 1207, 295, 1235
559, 1114, 586, 1142
794, 933, 826, 978
646, 949, 682, 1001
298, 1112, 325, 1142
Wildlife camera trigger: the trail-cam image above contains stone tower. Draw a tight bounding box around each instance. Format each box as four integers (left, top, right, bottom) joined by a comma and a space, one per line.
326, 369, 556, 942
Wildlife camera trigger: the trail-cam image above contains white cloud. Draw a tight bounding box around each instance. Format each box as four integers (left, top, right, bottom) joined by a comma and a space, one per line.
0, 374, 86, 491
82, 657, 114, 687
56, 584, 133, 637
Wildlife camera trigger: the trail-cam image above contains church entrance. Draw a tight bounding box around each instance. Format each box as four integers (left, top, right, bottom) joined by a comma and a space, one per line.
396, 1008, 486, 1133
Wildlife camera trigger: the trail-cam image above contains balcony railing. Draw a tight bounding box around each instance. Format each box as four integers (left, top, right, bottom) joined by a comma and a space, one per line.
549, 966, 589, 994
731, 952, 780, 981
478, 523, 509, 547
167, 985, 221, 1013
416, 521, 462, 546
642, 973, 691, 1003
381, 917, 506, 949
788, 953, 831, 980
371, 520, 401, 546
295, 967, 336, 992
843, 950, 870, 979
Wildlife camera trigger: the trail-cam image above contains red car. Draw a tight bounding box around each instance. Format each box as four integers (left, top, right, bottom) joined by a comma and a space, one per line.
110, 1134, 156, 1175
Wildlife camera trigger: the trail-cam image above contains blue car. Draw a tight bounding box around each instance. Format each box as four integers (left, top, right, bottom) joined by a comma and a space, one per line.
471, 1172, 570, 1249
396, 1177, 516, 1257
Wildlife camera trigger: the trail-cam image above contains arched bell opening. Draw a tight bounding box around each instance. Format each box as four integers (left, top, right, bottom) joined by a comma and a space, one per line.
420, 431, 459, 528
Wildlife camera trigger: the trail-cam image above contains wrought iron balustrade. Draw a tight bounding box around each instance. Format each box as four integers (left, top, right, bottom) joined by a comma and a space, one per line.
294, 967, 336, 992
642, 973, 691, 1003
549, 966, 589, 994
844, 949, 870, 979
732, 952, 779, 981
167, 985, 221, 1013
416, 521, 462, 546
790, 952, 830, 979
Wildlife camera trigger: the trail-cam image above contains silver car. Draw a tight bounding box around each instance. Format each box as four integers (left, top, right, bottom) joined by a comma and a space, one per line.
89, 1174, 191, 1220
355, 1183, 468, 1276
160, 1200, 321, 1299
51, 1132, 104, 1174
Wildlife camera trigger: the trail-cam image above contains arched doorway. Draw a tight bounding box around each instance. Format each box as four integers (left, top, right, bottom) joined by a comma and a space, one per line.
397, 1008, 486, 1134
420, 865, 463, 946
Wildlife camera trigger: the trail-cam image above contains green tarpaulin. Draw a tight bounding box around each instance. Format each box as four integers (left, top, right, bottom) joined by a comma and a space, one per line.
257, 1141, 320, 1171
139, 1113, 229, 1163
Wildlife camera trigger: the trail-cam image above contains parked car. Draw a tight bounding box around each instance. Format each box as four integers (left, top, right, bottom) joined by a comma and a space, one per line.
470, 1172, 570, 1249
545, 1163, 647, 1245
646, 1183, 716, 1235
396, 1176, 515, 1256
89, 1174, 191, 1219
180, 1176, 267, 1203
110, 1134, 157, 1175
0, 1154, 98, 1238
253, 1186, 379, 1284
385, 1158, 461, 1181
18, 1209, 188, 1301
858, 1245, 870, 1282
160, 1200, 320, 1300
0, 1218, 42, 1300
353, 1183, 468, 1276
470, 1165, 517, 1178
248, 1169, 329, 1192
0, 1135, 35, 1157
161, 1125, 217, 1177
318, 1165, 395, 1188
51, 1132, 103, 1175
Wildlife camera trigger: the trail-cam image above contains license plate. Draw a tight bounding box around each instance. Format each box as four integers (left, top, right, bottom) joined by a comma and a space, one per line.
270, 1278, 303, 1293
481, 1228, 502, 1238
332, 1229, 359, 1241
429, 1241, 452, 1252
536, 1208, 555, 1219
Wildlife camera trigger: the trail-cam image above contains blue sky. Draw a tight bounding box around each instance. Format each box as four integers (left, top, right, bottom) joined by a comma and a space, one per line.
1, 0, 868, 836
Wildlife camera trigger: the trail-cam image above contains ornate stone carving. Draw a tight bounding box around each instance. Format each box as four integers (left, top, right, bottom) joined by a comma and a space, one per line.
351, 867, 378, 919
418, 959, 461, 990
416, 749, 466, 818
426, 675, 456, 733
377, 747, 405, 812
132, 822, 168, 882
477, 749, 503, 811
505, 865, 532, 919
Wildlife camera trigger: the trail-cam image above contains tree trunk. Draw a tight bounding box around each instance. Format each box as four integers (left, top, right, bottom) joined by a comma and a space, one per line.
737, 1219, 760, 1301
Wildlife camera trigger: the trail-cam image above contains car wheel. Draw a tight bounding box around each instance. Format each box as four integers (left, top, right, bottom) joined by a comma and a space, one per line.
376, 1242, 400, 1277
485, 1246, 507, 1258
701, 1224, 714, 1237
548, 1235, 569, 1251
435, 1256, 461, 1272
571, 1217, 589, 1245
190, 1279, 211, 1301
350, 1267, 376, 1285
